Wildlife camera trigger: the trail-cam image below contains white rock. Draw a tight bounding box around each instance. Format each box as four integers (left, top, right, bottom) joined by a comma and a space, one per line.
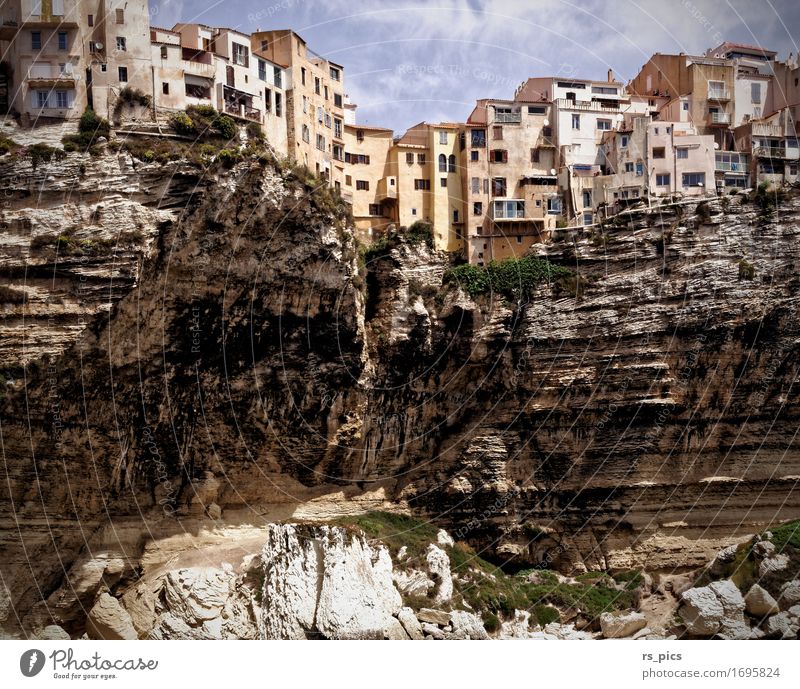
759, 554, 790, 578
417, 608, 451, 626
499, 609, 536, 639
753, 540, 776, 558
764, 612, 799, 639
425, 544, 453, 604
86, 593, 138, 640
384, 616, 410, 640
680, 587, 724, 636
600, 610, 647, 638
393, 569, 434, 597
543, 622, 593, 640
421, 622, 445, 639
708, 580, 745, 615
436, 529, 455, 548
779, 580, 800, 609
744, 584, 780, 617
397, 607, 424, 640
36, 625, 70, 640
449, 610, 489, 640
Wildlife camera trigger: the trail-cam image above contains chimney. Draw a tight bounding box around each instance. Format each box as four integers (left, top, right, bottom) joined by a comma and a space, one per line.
608, 68, 613, 83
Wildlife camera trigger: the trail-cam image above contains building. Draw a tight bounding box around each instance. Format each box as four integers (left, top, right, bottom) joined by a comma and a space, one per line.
460, 98, 560, 264
343, 123, 396, 239
628, 53, 736, 148
734, 108, 799, 186
252, 29, 345, 187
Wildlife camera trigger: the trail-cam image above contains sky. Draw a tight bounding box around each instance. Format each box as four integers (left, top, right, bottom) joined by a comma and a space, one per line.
151, 0, 800, 133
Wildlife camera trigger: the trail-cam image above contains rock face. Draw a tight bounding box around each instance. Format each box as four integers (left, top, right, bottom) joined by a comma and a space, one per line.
85, 593, 138, 640
2, 139, 800, 635
260, 524, 402, 640
745, 584, 780, 617
600, 611, 647, 638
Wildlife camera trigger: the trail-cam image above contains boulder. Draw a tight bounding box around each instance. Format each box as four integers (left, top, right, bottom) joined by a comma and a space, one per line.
383, 617, 410, 640
759, 553, 790, 579
679, 586, 724, 636
708, 545, 738, 576
85, 593, 138, 640
764, 612, 799, 639
421, 622, 445, 639
448, 610, 489, 640
36, 625, 70, 640
397, 607, 424, 640
393, 569, 434, 597
436, 529, 455, 548
499, 610, 536, 639
417, 608, 451, 626
779, 580, 800, 609
600, 610, 647, 638
425, 545, 453, 604
744, 584, 780, 617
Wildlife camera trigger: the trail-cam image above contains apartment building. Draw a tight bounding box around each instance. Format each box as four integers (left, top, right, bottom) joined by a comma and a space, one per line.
343, 123, 396, 239
460, 98, 560, 264
252, 29, 345, 187
595, 117, 716, 215
734, 108, 800, 186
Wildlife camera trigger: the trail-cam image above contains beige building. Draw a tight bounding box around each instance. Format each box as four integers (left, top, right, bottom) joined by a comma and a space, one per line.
460, 98, 560, 264
343, 123, 396, 239
734, 108, 799, 186
251, 30, 345, 187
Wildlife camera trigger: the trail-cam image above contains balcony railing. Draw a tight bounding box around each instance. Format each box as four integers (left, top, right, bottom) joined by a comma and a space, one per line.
182, 59, 215, 79
715, 161, 748, 172
494, 112, 521, 124
555, 98, 620, 112
752, 123, 783, 138
708, 88, 731, 101
708, 112, 731, 125
753, 145, 786, 159
492, 199, 526, 220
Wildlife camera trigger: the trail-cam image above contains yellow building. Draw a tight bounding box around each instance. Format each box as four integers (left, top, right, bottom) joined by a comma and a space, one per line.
343, 124, 396, 240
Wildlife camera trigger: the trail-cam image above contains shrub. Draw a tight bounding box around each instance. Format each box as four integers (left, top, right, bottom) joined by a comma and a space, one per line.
696, 200, 712, 224
444, 255, 572, 299
246, 122, 265, 142
483, 613, 500, 634
117, 86, 151, 107
217, 148, 241, 168
406, 221, 434, 248
79, 109, 110, 139
28, 143, 66, 169
170, 111, 196, 136
738, 258, 755, 280
213, 114, 237, 140
62, 141, 77, 153
534, 604, 560, 626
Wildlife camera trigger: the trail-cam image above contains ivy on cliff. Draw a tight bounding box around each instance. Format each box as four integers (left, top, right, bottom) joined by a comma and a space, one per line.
444, 255, 572, 300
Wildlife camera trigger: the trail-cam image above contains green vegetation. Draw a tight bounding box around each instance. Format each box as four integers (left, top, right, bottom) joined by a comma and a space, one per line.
406, 220, 434, 249
246, 121, 265, 142
444, 255, 573, 299
359, 234, 394, 264
169, 105, 238, 141
61, 108, 111, 153
769, 519, 800, 552
695, 200, 712, 224
749, 181, 788, 215
27, 143, 67, 169
738, 258, 756, 281
0, 134, 18, 155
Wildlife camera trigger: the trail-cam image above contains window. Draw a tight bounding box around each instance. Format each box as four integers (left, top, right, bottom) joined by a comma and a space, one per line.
261, 39, 269, 52
448, 154, 456, 172
471, 177, 479, 194
653, 146, 665, 159
547, 197, 563, 215
317, 106, 323, 122
116, 8, 124, 24
528, 105, 547, 114
324, 85, 328, 100
301, 67, 306, 85
160, 45, 168, 59
414, 179, 431, 191
31, 32, 41, 50
316, 134, 325, 151
263, 88, 272, 113
492, 126, 503, 140
406, 153, 414, 165
162, 82, 169, 95
583, 212, 593, 226
597, 119, 611, 130
417, 153, 426, 165
334, 93, 343, 108
635, 162, 644, 176
118, 66, 128, 82
324, 113, 332, 128
531, 148, 540, 164
36, 91, 48, 108
676, 148, 688, 159
493, 200, 524, 218
356, 180, 369, 191
58, 31, 68, 50
473, 201, 483, 215
116, 37, 126, 51
330, 66, 340, 81
582, 190, 592, 208
345, 175, 352, 186
258, 60, 267, 81
625, 162, 634, 172
88, 14, 94, 26
302, 124, 310, 143
682, 172, 705, 188
232, 43, 249, 67
334, 118, 342, 138
483, 179, 489, 194
682, 101, 689, 111
490, 149, 508, 163
492, 178, 506, 196
55, 90, 68, 108
412, 208, 417, 216
516, 236, 523, 244
438, 154, 447, 172
315, 77, 320, 95
656, 173, 670, 186
356, 129, 364, 143
621, 135, 628, 148
572, 114, 580, 130
470, 150, 479, 162
439, 131, 448, 145
440, 178, 447, 187
369, 204, 381, 215
453, 209, 459, 223
275, 93, 282, 116
471, 129, 486, 147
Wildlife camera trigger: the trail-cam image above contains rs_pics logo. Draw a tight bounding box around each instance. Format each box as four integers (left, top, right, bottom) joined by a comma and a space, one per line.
20, 649, 45, 677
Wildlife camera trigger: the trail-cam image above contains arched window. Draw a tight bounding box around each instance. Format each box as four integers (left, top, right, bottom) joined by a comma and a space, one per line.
438, 153, 447, 172
448, 154, 456, 172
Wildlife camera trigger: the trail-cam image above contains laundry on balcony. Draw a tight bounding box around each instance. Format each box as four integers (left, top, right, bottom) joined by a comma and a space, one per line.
222, 86, 262, 122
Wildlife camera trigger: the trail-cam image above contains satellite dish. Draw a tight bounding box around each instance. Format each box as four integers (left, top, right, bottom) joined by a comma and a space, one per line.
713, 142, 720, 149
550, 168, 556, 175
95, 42, 104, 50
543, 119, 550, 126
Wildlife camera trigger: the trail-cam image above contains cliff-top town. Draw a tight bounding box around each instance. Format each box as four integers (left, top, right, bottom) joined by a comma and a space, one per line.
1, 0, 798, 264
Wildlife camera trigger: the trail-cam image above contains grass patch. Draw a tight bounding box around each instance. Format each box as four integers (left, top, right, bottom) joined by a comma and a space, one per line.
444, 255, 572, 300
340, 511, 439, 562
769, 519, 800, 552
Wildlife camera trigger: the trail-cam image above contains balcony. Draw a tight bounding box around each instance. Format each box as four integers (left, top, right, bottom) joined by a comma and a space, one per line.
494, 111, 521, 124
492, 199, 527, 221
753, 145, 787, 159
715, 153, 749, 172
377, 177, 398, 202
752, 123, 783, 138
707, 88, 731, 101
1, 19, 17, 40
27, 65, 76, 89
182, 59, 215, 79
555, 98, 620, 113
707, 112, 731, 126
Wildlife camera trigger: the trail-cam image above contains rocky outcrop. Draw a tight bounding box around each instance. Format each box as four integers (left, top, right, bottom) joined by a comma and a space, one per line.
599, 611, 647, 638
85, 593, 138, 640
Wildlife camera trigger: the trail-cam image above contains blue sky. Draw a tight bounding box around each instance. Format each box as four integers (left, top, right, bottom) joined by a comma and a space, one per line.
151, 0, 800, 133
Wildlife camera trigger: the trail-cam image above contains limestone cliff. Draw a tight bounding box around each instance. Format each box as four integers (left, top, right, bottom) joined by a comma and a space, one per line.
1, 140, 799, 638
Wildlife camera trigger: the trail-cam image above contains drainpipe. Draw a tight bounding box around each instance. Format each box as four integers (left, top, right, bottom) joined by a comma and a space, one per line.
151, 66, 157, 122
